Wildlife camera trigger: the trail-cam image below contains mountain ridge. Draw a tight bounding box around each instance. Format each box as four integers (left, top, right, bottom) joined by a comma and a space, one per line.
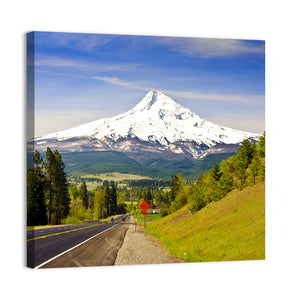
34, 90, 260, 160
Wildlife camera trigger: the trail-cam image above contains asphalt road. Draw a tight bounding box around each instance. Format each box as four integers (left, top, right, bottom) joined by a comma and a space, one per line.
27, 215, 130, 269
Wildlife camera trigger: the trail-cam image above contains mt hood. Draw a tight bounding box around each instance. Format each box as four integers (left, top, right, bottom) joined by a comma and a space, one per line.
35, 91, 260, 160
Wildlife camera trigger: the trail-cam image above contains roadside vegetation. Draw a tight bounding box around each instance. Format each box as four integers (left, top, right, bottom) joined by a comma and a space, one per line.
162, 132, 265, 216
147, 182, 265, 261
134, 213, 162, 223
144, 132, 265, 261
66, 180, 126, 224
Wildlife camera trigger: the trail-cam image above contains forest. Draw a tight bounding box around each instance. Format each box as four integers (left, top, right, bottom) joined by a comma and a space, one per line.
27, 132, 265, 226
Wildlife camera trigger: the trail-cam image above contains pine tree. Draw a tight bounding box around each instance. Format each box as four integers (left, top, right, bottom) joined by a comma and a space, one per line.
27, 150, 47, 226
44, 147, 56, 224
211, 162, 223, 181
257, 131, 265, 157
189, 174, 206, 213
94, 188, 107, 219
234, 139, 256, 189
33, 150, 43, 171
235, 156, 248, 189
79, 180, 88, 209
69, 183, 79, 217
169, 174, 184, 203
169, 174, 186, 213
104, 185, 111, 216
219, 172, 234, 193
145, 189, 153, 208
110, 183, 118, 215
52, 150, 70, 224
237, 139, 256, 168
249, 155, 262, 184
44, 148, 70, 224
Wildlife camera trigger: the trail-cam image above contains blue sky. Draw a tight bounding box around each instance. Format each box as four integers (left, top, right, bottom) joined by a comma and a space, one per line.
31, 31, 265, 137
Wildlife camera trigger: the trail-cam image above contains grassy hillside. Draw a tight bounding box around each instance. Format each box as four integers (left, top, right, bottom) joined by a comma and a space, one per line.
147, 182, 265, 262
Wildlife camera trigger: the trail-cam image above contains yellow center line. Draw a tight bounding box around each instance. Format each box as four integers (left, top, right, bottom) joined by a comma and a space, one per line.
27, 223, 105, 242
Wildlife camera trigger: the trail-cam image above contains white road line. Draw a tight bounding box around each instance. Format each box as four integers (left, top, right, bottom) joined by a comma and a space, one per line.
34, 223, 120, 269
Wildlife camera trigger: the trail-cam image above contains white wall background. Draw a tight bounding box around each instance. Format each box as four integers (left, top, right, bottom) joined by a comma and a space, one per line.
1, 1, 299, 299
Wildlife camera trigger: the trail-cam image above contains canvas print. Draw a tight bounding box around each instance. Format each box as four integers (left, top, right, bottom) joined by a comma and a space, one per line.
27, 31, 265, 269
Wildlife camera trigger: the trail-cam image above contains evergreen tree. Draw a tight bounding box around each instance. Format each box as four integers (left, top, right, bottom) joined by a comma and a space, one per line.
234, 156, 248, 189
104, 185, 111, 216
220, 156, 236, 175
249, 155, 262, 184
145, 188, 153, 208
27, 150, 47, 226
257, 131, 265, 157
52, 150, 70, 224
69, 183, 79, 217
168, 174, 186, 213
204, 170, 223, 203
79, 180, 88, 209
44, 148, 70, 224
33, 150, 43, 170
44, 147, 56, 224
169, 174, 184, 203
233, 139, 256, 189
94, 188, 107, 219
219, 172, 234, 193
189, 174, 206, 213
237, 139, 256, 168
211, 162, 223, 181
110, 183, 118, 215
145, 189, 152, 201
117, 202, 127, 214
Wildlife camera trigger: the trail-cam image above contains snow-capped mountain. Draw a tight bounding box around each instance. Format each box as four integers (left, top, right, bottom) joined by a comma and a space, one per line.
35, 91, 261, 160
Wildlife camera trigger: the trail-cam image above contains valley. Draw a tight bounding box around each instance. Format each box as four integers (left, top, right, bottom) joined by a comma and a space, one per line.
61, 151, 236, 180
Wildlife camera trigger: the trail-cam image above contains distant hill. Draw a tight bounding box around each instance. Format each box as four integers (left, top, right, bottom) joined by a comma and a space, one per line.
60, 151, 236, 179
147, 181, 265, 262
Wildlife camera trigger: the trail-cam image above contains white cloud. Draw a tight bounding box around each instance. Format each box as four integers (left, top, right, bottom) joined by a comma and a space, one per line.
92, 76, 264, 105
36, 32, 115, 52
92, 76, 139, 89
161, 89, 264, 105
35, 56, 139, 72
155, 37, 265, 58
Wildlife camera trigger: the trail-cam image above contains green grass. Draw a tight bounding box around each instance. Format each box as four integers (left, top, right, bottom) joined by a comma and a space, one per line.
134, 213, 162, 223
27, 225, 53, 229
147, 182, 265, 262
69, 172, 151, 190
81, 172, 151, 182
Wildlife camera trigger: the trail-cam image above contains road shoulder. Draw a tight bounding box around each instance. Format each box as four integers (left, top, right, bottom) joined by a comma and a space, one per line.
115, 218, 183, 266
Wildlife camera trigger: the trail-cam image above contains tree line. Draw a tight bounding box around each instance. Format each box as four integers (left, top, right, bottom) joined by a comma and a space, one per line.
27, 133, 265, 225
27, 147, 70, 226
164, 132, 265, 215
27, 147, 128, 225
67, 180, 126, 223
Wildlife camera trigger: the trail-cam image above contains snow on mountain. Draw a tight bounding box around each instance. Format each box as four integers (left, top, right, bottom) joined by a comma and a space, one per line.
35, 90, 260, 159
